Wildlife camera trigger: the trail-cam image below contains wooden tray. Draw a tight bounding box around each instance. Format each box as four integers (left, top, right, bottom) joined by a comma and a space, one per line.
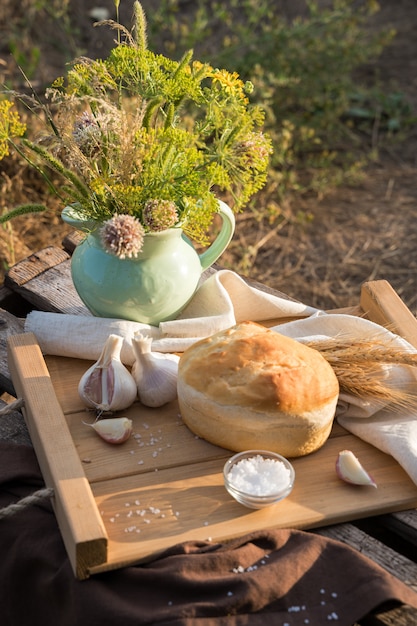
7, 280, 417, 580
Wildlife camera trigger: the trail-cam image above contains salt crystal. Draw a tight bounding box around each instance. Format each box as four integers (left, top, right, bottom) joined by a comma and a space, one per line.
228, 455, 291, 496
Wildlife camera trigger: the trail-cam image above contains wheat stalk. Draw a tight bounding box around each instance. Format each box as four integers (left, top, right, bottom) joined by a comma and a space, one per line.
306, 337, 417, 411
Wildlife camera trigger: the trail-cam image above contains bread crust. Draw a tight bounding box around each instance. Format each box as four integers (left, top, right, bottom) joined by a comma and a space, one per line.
177, 321, 339, 457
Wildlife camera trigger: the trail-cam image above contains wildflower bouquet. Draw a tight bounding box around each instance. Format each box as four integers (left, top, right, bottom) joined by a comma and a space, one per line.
0, 0, 271, 258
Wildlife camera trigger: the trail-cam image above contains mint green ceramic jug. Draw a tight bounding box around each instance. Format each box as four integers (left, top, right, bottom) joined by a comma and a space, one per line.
61, 200, 235, 325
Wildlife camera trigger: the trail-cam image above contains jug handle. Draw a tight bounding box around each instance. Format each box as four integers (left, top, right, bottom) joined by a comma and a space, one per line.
198, 200, 235, 271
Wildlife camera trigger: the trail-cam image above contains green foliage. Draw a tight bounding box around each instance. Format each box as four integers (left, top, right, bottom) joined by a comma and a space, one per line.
3, 0, 79, 89
7, 41, 41, 81
0, 1, 272, 247
147, 0, 403, 201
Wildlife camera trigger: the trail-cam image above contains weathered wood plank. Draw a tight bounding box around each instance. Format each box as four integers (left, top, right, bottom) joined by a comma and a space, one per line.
5, 246, 70, 286
6, 258, 91, 315
375, 511, 417, 550
0, 309, 24, 395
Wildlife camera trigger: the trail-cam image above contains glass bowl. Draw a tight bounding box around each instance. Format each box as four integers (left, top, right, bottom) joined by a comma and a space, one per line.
223, 450, 295, 509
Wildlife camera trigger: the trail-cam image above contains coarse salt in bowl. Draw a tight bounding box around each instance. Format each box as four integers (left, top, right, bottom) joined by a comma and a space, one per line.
223, 450, 295, 509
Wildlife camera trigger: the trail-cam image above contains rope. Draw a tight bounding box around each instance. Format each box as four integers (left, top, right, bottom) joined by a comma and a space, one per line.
0, 398, 53, 518
0, 487, 54, 519
0, 397, 25, 415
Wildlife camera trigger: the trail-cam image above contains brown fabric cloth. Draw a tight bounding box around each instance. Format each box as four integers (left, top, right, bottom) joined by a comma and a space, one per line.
1, 442, 417, 626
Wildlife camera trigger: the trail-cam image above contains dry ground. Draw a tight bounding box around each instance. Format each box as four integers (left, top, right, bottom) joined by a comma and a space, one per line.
1, 0, 417, 314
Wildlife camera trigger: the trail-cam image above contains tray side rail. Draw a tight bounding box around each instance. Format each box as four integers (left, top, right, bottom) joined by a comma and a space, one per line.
7, 332, 108, 580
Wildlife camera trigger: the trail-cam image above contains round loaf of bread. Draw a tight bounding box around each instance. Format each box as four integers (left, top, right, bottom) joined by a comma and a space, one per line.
177, 321, 339, 457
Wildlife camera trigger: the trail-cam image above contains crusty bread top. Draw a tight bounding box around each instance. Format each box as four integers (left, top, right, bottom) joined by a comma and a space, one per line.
178, 321, 339, 415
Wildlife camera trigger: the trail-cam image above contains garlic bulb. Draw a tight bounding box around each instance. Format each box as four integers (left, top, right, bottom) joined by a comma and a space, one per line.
131, 333, 179, 407
78, 334, 137, 411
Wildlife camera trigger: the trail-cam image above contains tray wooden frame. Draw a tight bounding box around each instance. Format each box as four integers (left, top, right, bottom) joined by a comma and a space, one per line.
7, 280, 417, 579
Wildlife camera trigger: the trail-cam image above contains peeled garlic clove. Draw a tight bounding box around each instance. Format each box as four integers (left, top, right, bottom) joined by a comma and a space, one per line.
336, 450, 377, 487
131, 333, 179, 407
86, 417, 133, 444
78, 334, 137, 411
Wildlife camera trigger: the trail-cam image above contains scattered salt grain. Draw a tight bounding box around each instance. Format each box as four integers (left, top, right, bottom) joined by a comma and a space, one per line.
327, 613, 339, 621
228, 454, 291, 496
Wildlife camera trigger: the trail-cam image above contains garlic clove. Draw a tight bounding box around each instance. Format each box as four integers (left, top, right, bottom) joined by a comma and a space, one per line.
131, 332, 179, 407
78, 334, 137, 411
336, 450, 377, 488
85, 417, 133, 444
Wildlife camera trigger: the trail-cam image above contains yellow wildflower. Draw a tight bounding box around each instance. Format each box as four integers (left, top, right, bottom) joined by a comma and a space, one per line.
0, 101, 26, 159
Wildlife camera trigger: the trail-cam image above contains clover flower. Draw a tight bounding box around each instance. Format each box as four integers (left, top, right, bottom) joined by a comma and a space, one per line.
143, 199, 179, 232
100, 214, 145, 258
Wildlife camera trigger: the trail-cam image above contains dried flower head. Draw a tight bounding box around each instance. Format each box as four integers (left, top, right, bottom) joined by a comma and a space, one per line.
100, 214, 145, 258
72, 112, 101, 156
143, 199, 179, 232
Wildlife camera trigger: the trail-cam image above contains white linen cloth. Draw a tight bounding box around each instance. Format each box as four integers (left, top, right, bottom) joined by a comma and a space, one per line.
24, 269, 417, 485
